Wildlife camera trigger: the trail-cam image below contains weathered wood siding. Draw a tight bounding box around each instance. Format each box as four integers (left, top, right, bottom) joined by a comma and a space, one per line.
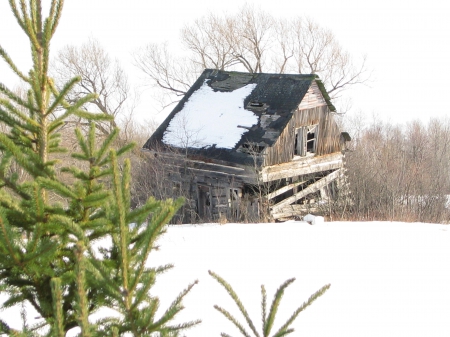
264, 105, 342, 166
148, 151, 258, 222
297, 81, 327, 110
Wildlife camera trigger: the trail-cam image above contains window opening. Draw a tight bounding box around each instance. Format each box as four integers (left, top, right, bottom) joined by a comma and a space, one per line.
294, 125, 318, 156
228, 188, 241, 219
306, 126, 317, 152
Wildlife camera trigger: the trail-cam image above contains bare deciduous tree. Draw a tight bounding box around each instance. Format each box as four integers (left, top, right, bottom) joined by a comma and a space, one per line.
182, 13, 238, 71
52, 38, 135, 136
227, 6, 274, 73
290, 17, 368, 99
133, 42, 201, 109
134, 5, 369, 110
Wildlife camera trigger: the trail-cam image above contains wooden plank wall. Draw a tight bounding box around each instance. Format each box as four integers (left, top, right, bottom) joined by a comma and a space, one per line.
157, 158, 248, 221
264, 105, 342, 166
297, 81, 327, 110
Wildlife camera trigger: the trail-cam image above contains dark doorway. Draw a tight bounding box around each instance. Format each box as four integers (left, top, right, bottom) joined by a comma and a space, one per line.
197, 184, 211, 220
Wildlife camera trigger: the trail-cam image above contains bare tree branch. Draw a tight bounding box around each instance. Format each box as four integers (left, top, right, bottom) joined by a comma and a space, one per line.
133, 42, 201, 110
134, 6, 370, 112
52, 38, 133, 136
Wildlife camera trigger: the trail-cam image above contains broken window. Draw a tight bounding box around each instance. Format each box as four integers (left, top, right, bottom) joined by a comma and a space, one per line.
229, 188, 240, 203
294, 125, 318, 156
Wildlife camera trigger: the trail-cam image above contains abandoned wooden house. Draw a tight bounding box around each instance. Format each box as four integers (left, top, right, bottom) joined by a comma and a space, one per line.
143, 69, 349, 222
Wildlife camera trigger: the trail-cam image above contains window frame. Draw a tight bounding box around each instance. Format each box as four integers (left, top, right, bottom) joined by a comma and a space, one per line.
294, 124, 318, 157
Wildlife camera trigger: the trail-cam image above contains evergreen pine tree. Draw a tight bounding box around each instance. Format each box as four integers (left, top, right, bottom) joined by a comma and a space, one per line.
0, 1, 198, 335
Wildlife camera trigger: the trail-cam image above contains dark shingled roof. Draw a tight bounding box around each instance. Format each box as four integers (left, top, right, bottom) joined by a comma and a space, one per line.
144, 69, 332, 166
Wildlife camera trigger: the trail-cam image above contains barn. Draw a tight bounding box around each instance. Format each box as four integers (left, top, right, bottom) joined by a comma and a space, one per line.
143, 69, 349, 222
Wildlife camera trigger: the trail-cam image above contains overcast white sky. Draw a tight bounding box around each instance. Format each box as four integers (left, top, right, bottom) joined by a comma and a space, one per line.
1, 0, 449, 127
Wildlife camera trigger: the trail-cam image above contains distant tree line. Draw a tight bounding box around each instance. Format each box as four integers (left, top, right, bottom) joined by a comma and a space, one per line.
340, 116, 450, 223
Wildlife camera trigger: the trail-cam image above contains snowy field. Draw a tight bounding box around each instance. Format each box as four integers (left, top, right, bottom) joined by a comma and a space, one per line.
1, 221, 449, 336
148, 221, 450, 337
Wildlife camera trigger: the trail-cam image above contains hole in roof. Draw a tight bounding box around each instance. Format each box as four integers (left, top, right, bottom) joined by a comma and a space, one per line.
241, 143, 265, 153
249, 101, 264, 107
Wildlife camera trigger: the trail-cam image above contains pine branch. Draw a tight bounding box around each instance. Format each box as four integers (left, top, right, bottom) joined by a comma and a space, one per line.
129, 270, 157, 312
148, 281, 199, 331
36, 177, 77, 199
0, 99, 39, 131
50, 278, 65, 337
84, 258, 123, 300
0, 169, 32, 201
128, 199, 182, 293
0, 208, 23, 267
122, 159, 131, 211
81, 191, 110, 208
21, 237, 57, 265
93, 127, 118, 164
74, 127, 90, 159
214, 305, 252, 337
110, 150, 129, 297
115, 142, 136, 157
212, 273, 330, 337
162, 320, 203, 335
88, 119, 96, 160
0, 83, 35, 112
8, 0, 26, 32
271, 328, 294, 337
0, 133, 45, 178
0, 47, 28, 82
272, 284, 330, 337
46, 76, 80, 116
125, 198, 160, 225
209, 270, 260, 337
50, 0, 63, 37
73, 108, 113, 122
261, 285, 267, 333
0, 319, 12, 334
74, 242, 92, 337
263, 278, 295, 337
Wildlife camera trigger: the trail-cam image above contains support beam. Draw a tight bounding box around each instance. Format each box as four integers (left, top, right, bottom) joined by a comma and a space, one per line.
271, 169, 341, 213
266, 181, 306, 200
261, 152, 343, 182
272, 205, 320, 220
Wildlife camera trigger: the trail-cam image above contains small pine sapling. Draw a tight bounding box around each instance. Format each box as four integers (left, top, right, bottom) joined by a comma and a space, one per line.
0, 1, 199, 336
209, 270, 330, 337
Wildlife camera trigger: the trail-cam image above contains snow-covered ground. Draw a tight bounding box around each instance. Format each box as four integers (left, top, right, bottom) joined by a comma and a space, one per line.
1, 221, 449, 336
148, 221, 450, 337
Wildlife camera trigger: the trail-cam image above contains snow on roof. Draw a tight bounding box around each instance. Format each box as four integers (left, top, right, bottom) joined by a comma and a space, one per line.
162, 81, 258, 149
